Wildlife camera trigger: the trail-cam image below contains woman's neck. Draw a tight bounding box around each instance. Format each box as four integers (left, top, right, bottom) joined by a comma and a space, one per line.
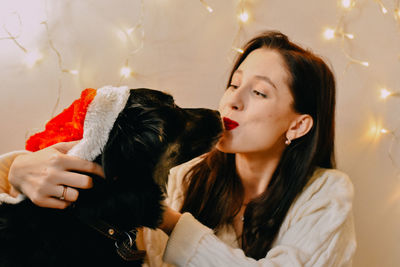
235, 152, 280, 202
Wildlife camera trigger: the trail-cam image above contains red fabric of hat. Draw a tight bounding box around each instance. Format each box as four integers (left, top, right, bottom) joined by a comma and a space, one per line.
25, 88, 97, 152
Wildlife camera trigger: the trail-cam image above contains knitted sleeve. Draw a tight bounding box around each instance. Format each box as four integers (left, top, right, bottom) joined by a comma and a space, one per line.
0, 150, 29, 203
163, 168, 357, 267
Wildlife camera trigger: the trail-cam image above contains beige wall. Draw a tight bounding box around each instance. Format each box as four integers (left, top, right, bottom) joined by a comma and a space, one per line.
1, 0, 399, 265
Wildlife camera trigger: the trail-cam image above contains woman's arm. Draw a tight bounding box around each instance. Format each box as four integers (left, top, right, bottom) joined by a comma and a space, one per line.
5, 142, 104, 209
162, 169, 356, 267
158, 206, 182, 236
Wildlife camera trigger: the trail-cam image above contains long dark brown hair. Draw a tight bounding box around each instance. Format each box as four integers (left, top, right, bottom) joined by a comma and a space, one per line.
180, 31, 336, 259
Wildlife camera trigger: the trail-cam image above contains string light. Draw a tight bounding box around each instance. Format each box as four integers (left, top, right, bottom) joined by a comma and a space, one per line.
2, 19, 43, 68
340, 0, 355, 10
327, 1, 400, 174
0, 12, 22, 40
395, 0, 400, 25
120, 66, 133, 78
323, 28, 336, 40
374, 0, 388, 14
342, 40, 369, 68
230, 0, 251, 54
374, 84, 400, 173
24, 50, 43, 68
127, 0, 145, 56
119, 59, 134, 84
380, 88, 400, 99
233, 47, 244, 54
65, 69, 79, 75
360, 61, 369, 67
323, 27, 354, 40
370, 124, 400, 174
42, 19, 80, 116
388, 130, 400, 174
238, 10, 249, 23
381, 88, 392, 99
117, 0, 144, 85
199, 0, 213, 13
368, 120, 392, 140
323, 12, 369, 69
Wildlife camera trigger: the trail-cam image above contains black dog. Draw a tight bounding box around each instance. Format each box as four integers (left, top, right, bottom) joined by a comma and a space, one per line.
0, 88, 222, 266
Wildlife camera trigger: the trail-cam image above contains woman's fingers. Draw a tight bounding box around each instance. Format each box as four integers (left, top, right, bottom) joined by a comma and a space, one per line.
34, 196, 72, 210
8, 141, 104, 209
53, 185, 80, 203
59, 154, 105, 179
55, 171, 94, 190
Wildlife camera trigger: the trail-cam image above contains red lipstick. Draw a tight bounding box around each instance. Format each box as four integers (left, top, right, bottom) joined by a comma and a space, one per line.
223, 117, 239, 130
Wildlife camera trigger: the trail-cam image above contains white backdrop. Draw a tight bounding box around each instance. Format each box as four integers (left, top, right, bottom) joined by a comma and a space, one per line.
1, 0, 399, 266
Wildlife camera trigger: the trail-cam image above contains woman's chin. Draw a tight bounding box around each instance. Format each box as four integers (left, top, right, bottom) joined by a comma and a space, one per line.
215, 139, 234, 153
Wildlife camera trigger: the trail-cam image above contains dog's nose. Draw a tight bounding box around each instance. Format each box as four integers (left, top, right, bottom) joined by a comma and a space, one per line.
182, 108, 222, 129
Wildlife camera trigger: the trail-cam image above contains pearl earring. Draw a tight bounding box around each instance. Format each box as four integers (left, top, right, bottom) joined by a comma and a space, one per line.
285, 138, 291, 145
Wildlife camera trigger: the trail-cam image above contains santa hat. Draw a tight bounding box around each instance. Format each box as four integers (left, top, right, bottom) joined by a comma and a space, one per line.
25, 85, 130, 161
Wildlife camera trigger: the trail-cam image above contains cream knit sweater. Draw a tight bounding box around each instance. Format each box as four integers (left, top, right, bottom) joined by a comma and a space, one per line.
0, 152, 356, 267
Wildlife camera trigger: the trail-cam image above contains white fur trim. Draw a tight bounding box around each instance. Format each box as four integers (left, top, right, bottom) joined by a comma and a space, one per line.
0, 193, 25, 204
68, 85, 130, 161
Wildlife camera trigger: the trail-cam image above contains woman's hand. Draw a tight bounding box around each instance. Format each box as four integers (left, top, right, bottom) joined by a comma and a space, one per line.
8, 142, 104, 209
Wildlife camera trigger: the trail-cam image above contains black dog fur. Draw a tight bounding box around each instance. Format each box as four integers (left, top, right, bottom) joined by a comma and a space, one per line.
0, 88, 222, 267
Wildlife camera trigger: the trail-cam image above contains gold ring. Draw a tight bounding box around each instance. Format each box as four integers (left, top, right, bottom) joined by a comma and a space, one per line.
59, 186, 67, 201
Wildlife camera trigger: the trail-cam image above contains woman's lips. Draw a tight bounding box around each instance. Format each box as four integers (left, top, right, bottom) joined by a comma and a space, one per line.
223, 117, 239, 130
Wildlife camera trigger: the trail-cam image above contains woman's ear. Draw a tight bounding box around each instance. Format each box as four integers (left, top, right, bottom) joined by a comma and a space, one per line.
286, 114, 313, 142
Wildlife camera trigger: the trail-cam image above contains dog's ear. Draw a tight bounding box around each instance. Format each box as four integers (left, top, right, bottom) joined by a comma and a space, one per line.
101, 102, 165, 186
99, 102, 167, 228
101, 110, 138, 185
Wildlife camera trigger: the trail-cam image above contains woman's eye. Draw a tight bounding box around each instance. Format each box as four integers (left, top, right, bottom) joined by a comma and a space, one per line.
229, 84, 239, 89
253, 90, 267, 98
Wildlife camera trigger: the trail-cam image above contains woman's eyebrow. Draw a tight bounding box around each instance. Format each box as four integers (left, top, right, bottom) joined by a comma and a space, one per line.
255, 75, 277, 90
234, 70, 277, 90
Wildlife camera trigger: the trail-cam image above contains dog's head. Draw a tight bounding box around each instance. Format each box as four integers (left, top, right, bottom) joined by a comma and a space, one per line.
75, 88, 222, 228
97, 88, 222, 188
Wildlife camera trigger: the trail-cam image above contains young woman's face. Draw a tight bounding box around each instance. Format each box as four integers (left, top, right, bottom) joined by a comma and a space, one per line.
217, 48, 299, 157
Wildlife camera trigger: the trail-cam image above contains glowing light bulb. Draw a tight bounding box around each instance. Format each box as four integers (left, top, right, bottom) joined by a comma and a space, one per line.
69, 70, 79, 75
381, 6, 388, 14
368, 123, 387, 139
238, 11, 249, 23
380, 88, 392, 99
344, 33, 354, 39
323, 28, 336, 40
24, 50, 43, 68
361, 61, 369, 67
120, 66, 132, 78
233, 47, 244, 54
341, 0, 353, 9
200, 0, 213, 13
380, 128, 389, 134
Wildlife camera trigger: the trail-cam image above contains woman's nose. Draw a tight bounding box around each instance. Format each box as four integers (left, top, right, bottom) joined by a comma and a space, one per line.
227, 88, 244, 111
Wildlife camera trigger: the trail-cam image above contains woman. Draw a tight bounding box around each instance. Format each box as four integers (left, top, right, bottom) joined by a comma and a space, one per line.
1, 31, 356, 266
